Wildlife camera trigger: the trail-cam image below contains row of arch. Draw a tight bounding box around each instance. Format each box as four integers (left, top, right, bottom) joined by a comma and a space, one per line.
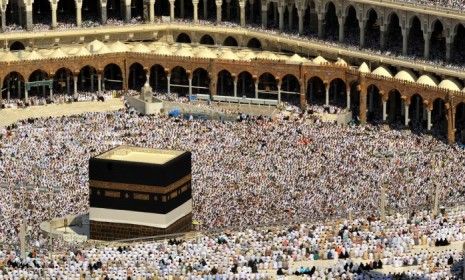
3, 62, 465, 142
176, 33, 262, 49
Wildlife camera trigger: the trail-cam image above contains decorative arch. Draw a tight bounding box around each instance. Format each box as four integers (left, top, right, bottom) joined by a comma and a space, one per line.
237, 71, 254, 98
364, 8, 380, 48
407, 16, 424, 55
103, 64, 123, 90
28, 69, 49, 98
129, 63, 146, 91
409, 94, 425, 131
280, 74, 300, 105
453, 23, 465, 63
367, 84, 382, 123
78, 65, 98, 92
306, 76, 325, 105
386, 12, 402, 53
155, 0, 170, 16
10, 41, 25, 51
107, 0, 123, 20
329, 78, 346, 107
175, 0, 194, 19
131, 0, 144, 20
387, 89, 402, 125
344, 5, 359, 44
217, 70, 234, 96
324, 1, 339, 40
53, 67, 73, 95
430, 19, 445, 60
192, 68, 210, 95
82, 0, 101, 22
258, 72, 278, 100
3, 72, 25, 100
57, 0, 77, 25
200, 35, 215, 45
223, 36, 239, 47
432, 98, 447, 138
246, 38, 262, 49
170, 66, 189, 96
32, 0, 52, 25
150, 64, 167, 93
176, 33, 192, 43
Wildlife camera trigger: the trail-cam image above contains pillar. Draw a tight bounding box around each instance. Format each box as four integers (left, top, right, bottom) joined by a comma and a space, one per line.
24, 86, 28, 102
297, 9, 303, 35
317, 14, 324, 38
346, 88, 350, 109
76, 2, 82, 27
278, 4, 284, 31
338, 16, 345, 42
216, 1, 222, 23
382, 100, 387, 121
277, 81, 281, 104
203, 0, 207, 19
261, 5, 267, 28
167, 75, 171, 94
239, 1, 245, 26
254, 80, 258, 99
49, 86, 53, 100
380, 24, 386, 50
169, 0, 175, 21
446, 105, 455, 144
404, 102, 409, 126
300, 80, 306, 108
445, 37, 452, 61
193, 0, 199, 22
188, 78, 192, 99
359, 20, 366, 47
101, 2, 107, 24
423, 30, 431, 59
73, 76, 78, 98
0, 7, 5, 32
325, 84, 329, 106
427, 107, 432, 131
51, 4, 57, 29
359, 78, 367, 123
402, 26, 409, 55
180, 0, 185, 18
149, 0, 155, 22
288, 5, 293, 30
25, 4, 33, 31
233, 77, 237, 97
98, 74, 102, 92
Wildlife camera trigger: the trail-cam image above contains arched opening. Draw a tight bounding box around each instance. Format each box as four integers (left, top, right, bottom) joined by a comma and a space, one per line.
280, 74, 300, 105
223, 36, 238, 47
170, 66, 189, 96
349, 81, 360, 120
248, 0, 261, 26
386, 13, 402, 53
237, 71, 254, 98
6, 1, 21, 27
150, 64, 167, 93
283, 5, 298, 31
82, 0, 101, 23
344, 6, 359, 44
103, 64, 123, 90
129, 63, 146, 91
53, 68, 73, 95
407, 16, 424, 56
57, 0, 77, 25
10, 41, 25, 51
192, 68, 210, 95
328, 78, 346, 107
200, 35, 215, 45
409, 94, 425, 132
453, 24, 465, 64
175, 0, 193, 19
387, 90, 402, 125
198, 0, 216, 20
107, 0, 123, 21
266, 2, 277, 29
258, 72, 278, 100
32, 0, 52, 26
78, 66, 98, 92
155, 0, 170, 16
432, 98, 447, 138
222, 0, 239, 23
366, 85, 382, 124
324, 2, 338, 40
364, 9, 380, 49
306, 76, 325, 105
455, 103, 465, 143
217, 70, 234, 96
430, 20, 445, 60
28, 70, 49, 98
247, 38, 261, 49
176, 33, 192, 43
304, 2, 315, 35
3, 72, 25, 100
131, 0, 144, 20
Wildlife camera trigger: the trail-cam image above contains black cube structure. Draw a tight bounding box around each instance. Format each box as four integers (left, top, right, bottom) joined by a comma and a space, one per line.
89, 146, 192, 240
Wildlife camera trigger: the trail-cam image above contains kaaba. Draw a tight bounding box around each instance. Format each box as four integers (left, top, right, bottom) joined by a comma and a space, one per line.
89, 146, 192, 240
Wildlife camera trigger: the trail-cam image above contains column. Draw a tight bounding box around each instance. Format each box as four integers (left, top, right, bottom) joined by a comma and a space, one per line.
167, 75, 171, 94
50, 3, 58, 29
76, 1, 83, 27
73, 76, 78, 98
317, 13, 324, 38
261, 5, 267, 28
180, 0, 185, 18
423, 30, 431, 59
359, 79, 367, 123
216, 1, 222, 23
169, 0, 175, 21
1, 8, 5, 32
346, 88, 350, 109
101, 2, 107, 24
97, 74, 102, 92
125, 0, 131, 22
447, 106, 454, 144
24, 86, 28, 102
233, 77, 237, 97
193, 0, 199, 22
277, 81, 281, 103
239, 1, 245, 26
297, 9, 303, 35
404, 103, 409, 126
427, 108, 432, 130
445, 36, 452, 61
380, 24, 386, 50
149, 0, 155, 22
203, 0, 207, 18
325, 84, 329, 106
278, 4, 284, 31
66, 76, 71, 95
288, 5, 293, 30
401, 26, 409, 55
254, 80, 258, 99
188, 77, 192, 99
338, 16, 345, 42
359, 20, 366, 47
25, 4, 33, 31
382, 100, 387, 121
300, 80, 306, 108
49, 86, 53, 100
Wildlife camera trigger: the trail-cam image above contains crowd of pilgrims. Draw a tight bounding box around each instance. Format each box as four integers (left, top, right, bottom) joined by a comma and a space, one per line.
0, 97, 463, 277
